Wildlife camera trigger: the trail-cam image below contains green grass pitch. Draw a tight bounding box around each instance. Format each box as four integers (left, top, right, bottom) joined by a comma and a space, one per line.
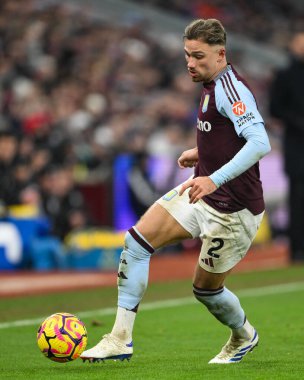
0, 266, 303, 380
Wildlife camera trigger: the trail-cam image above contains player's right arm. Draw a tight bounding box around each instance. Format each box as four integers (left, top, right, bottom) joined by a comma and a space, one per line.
178, 147, 199, 168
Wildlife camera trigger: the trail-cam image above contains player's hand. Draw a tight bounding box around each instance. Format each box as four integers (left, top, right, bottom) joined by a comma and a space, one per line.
179, 177, 217, 204
177, 148, 199, 168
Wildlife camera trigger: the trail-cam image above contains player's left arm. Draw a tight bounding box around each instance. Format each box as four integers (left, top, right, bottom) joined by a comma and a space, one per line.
179, 124, 271, 203
209, 78, 271, 187
209, 122, 271, 187
179, 77, 271, 203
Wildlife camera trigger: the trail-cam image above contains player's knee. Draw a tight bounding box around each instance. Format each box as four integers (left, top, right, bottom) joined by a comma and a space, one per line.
124, 227, 154, 259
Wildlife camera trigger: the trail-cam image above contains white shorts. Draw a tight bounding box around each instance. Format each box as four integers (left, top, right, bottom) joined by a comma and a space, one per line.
156, 183, 264, 273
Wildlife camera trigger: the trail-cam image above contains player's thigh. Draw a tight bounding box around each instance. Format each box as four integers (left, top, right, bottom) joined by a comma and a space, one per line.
136, 185, 200, 249
135, 203, 190, 248
194, 201, 264, 276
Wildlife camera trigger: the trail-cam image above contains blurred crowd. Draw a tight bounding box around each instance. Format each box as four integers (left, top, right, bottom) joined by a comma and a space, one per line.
0, 0, 290, 245
0, 0, 200, 239
135, 0, 304, 48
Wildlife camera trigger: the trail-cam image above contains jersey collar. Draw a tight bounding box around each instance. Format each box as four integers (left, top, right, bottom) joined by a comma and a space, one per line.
213, 64, 232, 82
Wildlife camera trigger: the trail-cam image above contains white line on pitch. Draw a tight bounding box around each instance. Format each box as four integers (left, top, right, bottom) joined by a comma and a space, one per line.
0, 281, 304, 330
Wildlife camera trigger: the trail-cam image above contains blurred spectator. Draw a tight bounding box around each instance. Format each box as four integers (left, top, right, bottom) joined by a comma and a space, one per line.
269, 31, 304, 263
0, 130, 19, 205
10, 157, 33, 204
37, 164, 87, 240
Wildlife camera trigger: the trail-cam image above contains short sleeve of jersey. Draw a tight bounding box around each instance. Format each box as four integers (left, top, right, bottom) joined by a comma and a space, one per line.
215, 71, 264, 136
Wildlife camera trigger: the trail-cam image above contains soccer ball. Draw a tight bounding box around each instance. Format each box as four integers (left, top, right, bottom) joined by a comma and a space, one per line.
37, 312, 88, 363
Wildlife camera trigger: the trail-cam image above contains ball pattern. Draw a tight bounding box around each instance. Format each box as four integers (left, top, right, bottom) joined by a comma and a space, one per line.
37, 312, 87, 362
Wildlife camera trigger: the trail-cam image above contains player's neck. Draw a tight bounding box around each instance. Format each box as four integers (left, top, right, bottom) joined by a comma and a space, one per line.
206, 62, 228, 83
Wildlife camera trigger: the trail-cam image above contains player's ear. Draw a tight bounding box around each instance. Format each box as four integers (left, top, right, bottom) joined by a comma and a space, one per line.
217, 47, 226, 62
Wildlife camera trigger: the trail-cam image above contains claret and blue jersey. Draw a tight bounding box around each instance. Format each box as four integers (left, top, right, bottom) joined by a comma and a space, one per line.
195, 64, 270, 215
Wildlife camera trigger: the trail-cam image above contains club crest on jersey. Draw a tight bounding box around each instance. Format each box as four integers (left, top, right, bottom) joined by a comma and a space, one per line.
232, 101, 246, 116
202, 94, 210, 113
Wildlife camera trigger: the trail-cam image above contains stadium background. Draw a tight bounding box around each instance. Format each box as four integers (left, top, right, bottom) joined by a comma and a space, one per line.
0, 0, 303, 280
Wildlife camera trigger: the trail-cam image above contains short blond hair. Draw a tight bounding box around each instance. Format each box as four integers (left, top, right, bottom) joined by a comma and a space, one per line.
183, 19, 226, 46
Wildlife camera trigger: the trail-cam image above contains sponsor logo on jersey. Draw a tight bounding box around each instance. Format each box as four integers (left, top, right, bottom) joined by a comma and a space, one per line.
162, 189, 178, 201
232, 101, 246, 116
197, 118, 212, 132
202, 94, 210, 113
236, 112, 256, 127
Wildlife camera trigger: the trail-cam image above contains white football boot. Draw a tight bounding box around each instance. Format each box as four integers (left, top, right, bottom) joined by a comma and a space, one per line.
81, 334, 133, 363
209, 325, 259, 364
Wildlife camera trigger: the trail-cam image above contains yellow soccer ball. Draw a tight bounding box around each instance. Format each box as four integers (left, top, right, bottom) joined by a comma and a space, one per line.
37, 312, 87, 363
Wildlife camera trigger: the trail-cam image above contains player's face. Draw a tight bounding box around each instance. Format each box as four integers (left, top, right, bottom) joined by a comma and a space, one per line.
290, 32, 304, 61
184, 38, 226, 83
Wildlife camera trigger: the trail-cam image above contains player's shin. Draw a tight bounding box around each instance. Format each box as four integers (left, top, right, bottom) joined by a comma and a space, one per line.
193, 285, 252, 338
111, 227, 154, 342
